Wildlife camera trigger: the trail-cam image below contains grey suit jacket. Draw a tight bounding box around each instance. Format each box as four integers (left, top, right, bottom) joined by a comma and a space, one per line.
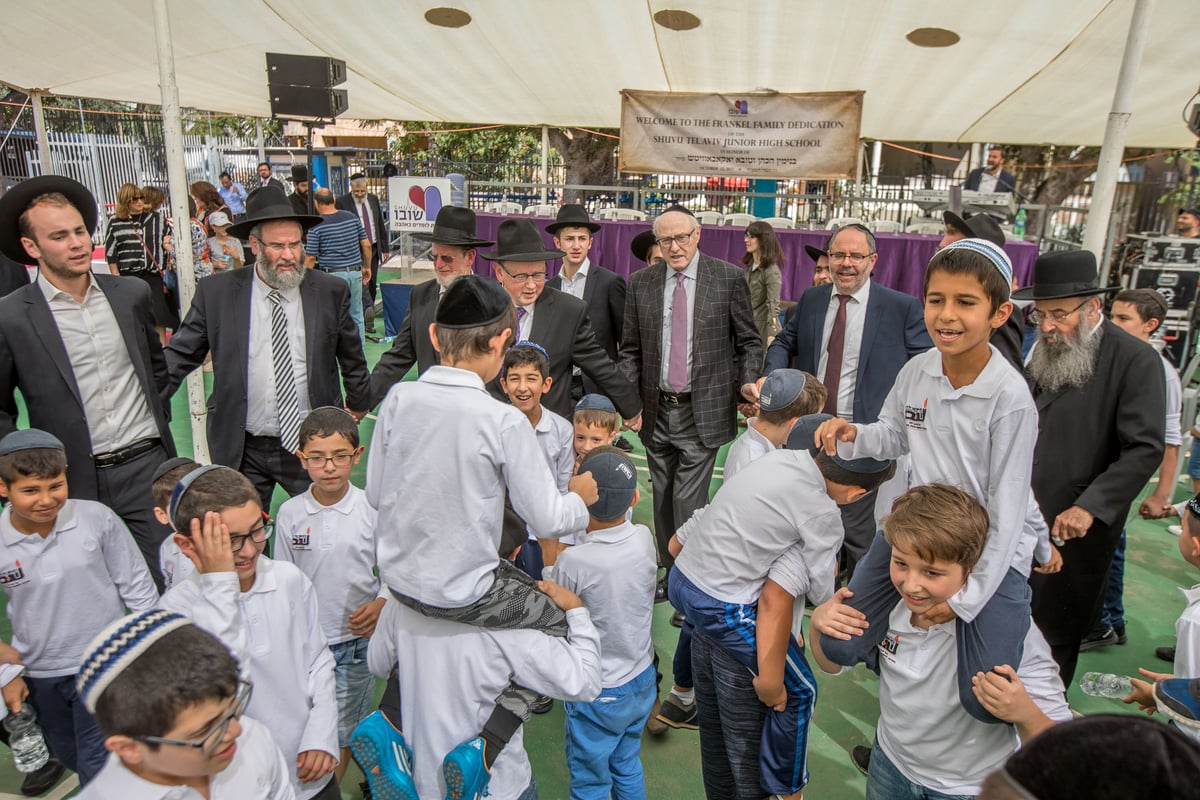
0, 275, 175, 498
163, 267, 370, 468
620, 254, 761, 448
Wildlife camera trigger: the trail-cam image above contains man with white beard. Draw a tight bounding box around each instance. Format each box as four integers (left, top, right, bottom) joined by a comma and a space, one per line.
1015, 250, 1165, 686
164, 185, 371, 509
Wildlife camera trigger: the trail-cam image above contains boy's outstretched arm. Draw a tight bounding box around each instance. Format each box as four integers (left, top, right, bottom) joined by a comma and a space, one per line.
754, 579, 795, 711
809, 588, 868, 674
971, 664, 1055, 743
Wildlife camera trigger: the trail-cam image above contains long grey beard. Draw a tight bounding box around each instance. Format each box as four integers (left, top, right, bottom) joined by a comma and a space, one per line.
1028, 322, 1103, 392
256, 250, 306, 290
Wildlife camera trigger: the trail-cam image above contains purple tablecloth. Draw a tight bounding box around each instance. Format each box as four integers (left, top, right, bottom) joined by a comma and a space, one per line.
471, 213, 1037, 302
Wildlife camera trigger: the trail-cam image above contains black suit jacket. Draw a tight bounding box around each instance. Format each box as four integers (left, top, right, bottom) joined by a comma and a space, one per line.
163, 267, 371, 468
489, 287, 641, 420
620, 254, 762, 448
964, 167, 1017, 193
336, 192, 387, 264
0, 275, 175, 498
548, 263, 626, 393
369, 278, 441, 407
764, 281, 931, 423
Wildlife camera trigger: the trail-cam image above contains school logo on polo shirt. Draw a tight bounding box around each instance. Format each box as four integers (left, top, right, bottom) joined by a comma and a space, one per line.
878, 630, 900, 664
904, 398, 928, 430
290, 528, 312, 550
0, 560, 28, 588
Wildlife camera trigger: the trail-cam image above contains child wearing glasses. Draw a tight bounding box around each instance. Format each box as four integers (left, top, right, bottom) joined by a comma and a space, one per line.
159, 465, 339, 800
75, 609, 294, 799
0, 429, 158, 786
275, 407, 382, 786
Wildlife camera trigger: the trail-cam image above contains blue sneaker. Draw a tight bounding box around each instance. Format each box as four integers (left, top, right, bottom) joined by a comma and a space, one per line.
1155, 677, 1200, 730
442, 736, 490, 800
350, 711, 418, 800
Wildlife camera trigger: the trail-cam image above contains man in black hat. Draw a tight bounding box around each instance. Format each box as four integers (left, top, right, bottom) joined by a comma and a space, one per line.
1018, 250, 1165, 685
1176, 208, 1200, 239
546, 205, 626, 402
336, 173, 388, 333
0, 175, 176, 587
481, 218, 641, 422
805, 237, 833, 287
368, 206, 494, 406
164, 185, 371, 511
289, 164, 311, 215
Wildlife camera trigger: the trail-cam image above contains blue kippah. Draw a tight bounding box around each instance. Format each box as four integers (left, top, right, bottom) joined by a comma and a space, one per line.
941, 237, 1014, 289
759, 369, 806, 411
168, 463, 228, 527
579, 450, 637, 520
785, 413, 833, 455
575, 393, 617, 413
510, 340, 550, 365
77, 610, 192, 713
0, 429, 65, 456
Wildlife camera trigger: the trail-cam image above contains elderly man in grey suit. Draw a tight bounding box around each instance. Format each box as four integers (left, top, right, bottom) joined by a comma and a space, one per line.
0, 176, 176, 588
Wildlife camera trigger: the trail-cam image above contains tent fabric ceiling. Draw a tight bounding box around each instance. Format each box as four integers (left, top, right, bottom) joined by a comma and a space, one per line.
3, 0, 1198, 147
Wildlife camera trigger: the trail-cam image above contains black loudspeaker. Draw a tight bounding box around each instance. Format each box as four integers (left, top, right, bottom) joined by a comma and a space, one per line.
266, 53, 347, 88
269, 85, 348, 119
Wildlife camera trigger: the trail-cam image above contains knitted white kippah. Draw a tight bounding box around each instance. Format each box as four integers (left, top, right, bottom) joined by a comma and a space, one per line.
77, 610, 191, 713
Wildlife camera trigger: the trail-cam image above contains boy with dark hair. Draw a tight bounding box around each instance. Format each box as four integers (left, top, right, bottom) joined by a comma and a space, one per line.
276, 406, 383, 786
0, 429, 158, 785
668, 419, 895, 800
815, 238, 1051, 726
75, 609, 294, 798
151, 456, 200, 591
552, 447, 657, 799
726, 369, 825, 480
364, 275, 600, 800
159, 465, 340, 800
811, 485, 1070, 798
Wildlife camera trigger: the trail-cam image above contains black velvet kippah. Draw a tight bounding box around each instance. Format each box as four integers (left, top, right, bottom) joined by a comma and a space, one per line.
435, 274, 512, 329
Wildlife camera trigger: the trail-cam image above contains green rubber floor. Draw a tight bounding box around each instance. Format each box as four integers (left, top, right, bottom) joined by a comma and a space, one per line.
0, 288, 1192, 798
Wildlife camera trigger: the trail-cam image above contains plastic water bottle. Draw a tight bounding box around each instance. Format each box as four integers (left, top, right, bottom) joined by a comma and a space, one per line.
1079, 671, 1133, 699
1014, 208, 1027, 241
4, 705, 49, 773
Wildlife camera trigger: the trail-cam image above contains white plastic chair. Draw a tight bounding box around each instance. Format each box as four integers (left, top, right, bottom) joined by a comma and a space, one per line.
594, 207, 620, 221
868, 220, 902, 233
826, 216, 866, 229
761, 216, 795, 229
612, 208, 647, 221
905, 220, 945, 235
484, 201, 522, 215
724, 213, 758, 227
524, 203, 558, 217
695, 210, 724, 226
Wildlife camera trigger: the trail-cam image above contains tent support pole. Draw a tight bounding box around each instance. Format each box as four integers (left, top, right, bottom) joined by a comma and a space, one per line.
152, 0, 209, 462
30, 92, 52, 175
541, 126, 549, 204
256, 118, 266, 164
1083, 0, 1155, 276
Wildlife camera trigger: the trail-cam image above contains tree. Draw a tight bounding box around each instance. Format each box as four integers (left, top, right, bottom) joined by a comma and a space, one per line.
546, 128, 619, 203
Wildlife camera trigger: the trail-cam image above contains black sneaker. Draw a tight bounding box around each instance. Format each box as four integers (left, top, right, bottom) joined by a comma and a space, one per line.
1157, 646, 1177, 663
1079, 626, 1119, 652
851, 746, 871, 776
613, 435, 634, 453
21, 759, 65, 796
530, 695, 554, 715
655, 694, 698, 730
670, 610, 685, 628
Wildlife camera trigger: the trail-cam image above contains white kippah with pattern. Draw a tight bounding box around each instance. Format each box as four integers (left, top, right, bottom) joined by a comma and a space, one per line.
77, 610, 191, 713
941, 237, 1014, 288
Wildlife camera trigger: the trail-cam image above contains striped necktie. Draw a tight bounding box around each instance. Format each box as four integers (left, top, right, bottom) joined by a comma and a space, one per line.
268, 290, 301, 451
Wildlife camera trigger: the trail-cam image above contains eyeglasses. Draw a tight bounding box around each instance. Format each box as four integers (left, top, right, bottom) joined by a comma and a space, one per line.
828, 252, 873, 265
743, 233, 758, 240
229, 521, 273, 553
131, 195, 145, 201
1029, 299, 1090, 326
655, 229, 696, 249
500, 265, 547, 283
298, 452, 357, 468
137, 681, 253, 755
259, 241, 304, 255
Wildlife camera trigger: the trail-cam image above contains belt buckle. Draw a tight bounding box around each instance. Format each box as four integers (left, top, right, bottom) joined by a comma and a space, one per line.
662, 391, 679, 406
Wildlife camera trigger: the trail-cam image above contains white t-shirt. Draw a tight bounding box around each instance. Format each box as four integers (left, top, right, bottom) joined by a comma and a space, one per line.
532, 406, 577, 545
274, 485, 381, 645
158, 534, 195, 592
1174, 584, 1200, 743
1163, 354, 1183, 446
723, 417, 775, 481
876, 603, 1071, 795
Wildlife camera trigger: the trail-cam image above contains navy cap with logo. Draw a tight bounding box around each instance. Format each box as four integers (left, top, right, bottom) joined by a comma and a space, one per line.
579, 447, 637, 521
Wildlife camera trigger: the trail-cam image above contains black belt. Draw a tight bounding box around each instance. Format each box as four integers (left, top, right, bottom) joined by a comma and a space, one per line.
93, 438, 160, 469
319, 265, 362, 274
659, 390, 693, 405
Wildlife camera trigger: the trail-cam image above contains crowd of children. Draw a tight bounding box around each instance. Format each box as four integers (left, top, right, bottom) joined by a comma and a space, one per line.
0, 234, 1198, 800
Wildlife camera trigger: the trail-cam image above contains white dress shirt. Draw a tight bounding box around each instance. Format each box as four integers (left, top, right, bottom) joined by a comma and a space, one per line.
723, 417, 775, 481
558, 258, 590, 301
978, 171, 1000, 194
246, 272, 309, 436
817, 279, 871, 421
354, 198, 376, 245
659, 252, 699, 391
516, 300, 535, 341
38, 273, 159, 452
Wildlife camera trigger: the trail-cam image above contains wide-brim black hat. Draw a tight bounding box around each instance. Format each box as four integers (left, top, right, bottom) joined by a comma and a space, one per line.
804, 244, 826, 263
226, 186, 323, 239
411, 206, 494, 248
943, 211, 1004, 248
1011, 249, 1119, 301
0, 176, 99, 264
478, 218, 565, 262
546, 203, 601, 234
290, 164, 309, 183
630, 230, 657, 263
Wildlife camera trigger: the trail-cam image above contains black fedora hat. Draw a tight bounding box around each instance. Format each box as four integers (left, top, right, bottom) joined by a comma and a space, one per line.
0, 176, 99, 264
1011, 250, 1118, 301
478, 219, 565, 262
411, 206, 494, 248
290, 164, 309, 183
630, 229, 657, 263
803, 231, 835, 264
546, 204, 601, 235
943, 211, 1005, 248
226, 186, 322, 239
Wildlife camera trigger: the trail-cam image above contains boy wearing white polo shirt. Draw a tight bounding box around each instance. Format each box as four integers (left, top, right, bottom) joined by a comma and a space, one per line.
276, 407, 382, 786
810, 485, 1071, 798
551, 447, 657, 799
724, 369, 824, 480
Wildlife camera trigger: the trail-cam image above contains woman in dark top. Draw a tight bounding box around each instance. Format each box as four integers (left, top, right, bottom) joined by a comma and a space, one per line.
188, 181, 230, 230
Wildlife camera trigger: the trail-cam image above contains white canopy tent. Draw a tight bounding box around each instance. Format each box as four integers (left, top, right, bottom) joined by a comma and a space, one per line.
3, 0, 1198, 147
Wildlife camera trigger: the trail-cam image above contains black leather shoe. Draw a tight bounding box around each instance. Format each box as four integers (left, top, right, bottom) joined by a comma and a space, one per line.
613, 435, 634, 452
851, 745, 871, 776
530, 695, 554, 714
21, 759, 65, 796
655, 576, 669, 604
670, 611, 685, 628
1157, 646, 1177, 663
